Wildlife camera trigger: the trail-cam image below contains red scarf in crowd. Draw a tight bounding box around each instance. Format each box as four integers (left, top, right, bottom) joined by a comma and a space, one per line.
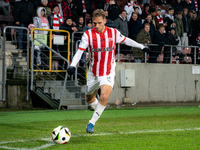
190, 0, 198, 11
53, 13, 63, 30
156, 13, 163, 24
5, 0, 9, 2
82, 0, 86, 13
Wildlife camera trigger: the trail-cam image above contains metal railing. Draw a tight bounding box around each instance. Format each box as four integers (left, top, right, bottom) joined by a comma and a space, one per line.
3, 26, 30, 101
0, 36, 4, 101
31, 28, 70, 72
116, 43, 199, 64
71, 31, 84, 60
31, 38, 69, 110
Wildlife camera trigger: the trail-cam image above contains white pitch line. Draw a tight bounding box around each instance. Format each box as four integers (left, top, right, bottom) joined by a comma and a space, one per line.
72, 127, 200, 137
0, 138, 55, 150
0, 128, 199, 150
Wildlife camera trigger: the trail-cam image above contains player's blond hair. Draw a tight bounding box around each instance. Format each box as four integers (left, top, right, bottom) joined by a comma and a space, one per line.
92, 9, 106, 20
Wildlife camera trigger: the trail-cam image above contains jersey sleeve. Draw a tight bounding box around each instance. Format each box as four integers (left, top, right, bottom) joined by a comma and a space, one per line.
78, 32, 89, 51
116, 29, 126, 44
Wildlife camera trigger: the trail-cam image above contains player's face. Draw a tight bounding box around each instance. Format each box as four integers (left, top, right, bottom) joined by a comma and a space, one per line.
93, 16, 106, 33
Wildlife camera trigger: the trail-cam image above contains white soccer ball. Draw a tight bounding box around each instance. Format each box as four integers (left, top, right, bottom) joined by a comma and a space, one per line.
52, 126, 71, 144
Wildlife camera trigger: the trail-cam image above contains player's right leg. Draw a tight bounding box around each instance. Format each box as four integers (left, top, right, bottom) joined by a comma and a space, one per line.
86, 90, 98, 110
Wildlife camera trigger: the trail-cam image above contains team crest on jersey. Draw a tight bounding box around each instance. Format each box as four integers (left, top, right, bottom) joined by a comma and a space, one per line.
108, 38, 113, 43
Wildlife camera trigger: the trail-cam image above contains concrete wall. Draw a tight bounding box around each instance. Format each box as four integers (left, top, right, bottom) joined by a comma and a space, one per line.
1, 80, 32, 108
108, 63, 200, 104
0, 59, 2, 101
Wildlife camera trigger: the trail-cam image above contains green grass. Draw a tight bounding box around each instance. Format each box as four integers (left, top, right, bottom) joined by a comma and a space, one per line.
0, 106, 200, 150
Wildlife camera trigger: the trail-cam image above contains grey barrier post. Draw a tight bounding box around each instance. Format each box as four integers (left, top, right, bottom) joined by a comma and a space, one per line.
3, 26, 29, 101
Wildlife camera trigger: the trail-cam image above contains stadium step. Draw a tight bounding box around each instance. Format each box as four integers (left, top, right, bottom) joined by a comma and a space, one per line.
34, 87, 59, 109
34, 80, 87, 110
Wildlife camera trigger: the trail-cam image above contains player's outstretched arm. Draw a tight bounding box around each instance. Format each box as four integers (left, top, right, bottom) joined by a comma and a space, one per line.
67, 50, 84, 75
123, 37, 144, 49
123, 37, 149, 52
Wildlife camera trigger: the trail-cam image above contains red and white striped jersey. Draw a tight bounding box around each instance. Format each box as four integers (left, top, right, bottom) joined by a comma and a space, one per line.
78, 26, 126, 76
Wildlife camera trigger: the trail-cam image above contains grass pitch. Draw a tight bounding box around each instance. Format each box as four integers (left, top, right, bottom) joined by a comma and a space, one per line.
0, 106, 200, 150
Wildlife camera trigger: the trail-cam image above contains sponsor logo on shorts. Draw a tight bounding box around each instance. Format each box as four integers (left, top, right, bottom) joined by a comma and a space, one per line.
107, 77, 111, 83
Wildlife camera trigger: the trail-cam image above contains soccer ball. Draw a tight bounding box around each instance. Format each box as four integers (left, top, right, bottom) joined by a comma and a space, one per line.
52, 126, 71, 144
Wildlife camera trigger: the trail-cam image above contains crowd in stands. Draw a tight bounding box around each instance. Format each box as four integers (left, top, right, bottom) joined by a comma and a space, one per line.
0, 0, 200, 65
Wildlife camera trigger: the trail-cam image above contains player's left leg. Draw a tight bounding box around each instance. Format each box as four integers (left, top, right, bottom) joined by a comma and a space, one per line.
86, 84, 113, 133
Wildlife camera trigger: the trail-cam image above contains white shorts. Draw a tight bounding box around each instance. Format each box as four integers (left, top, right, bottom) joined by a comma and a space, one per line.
86, 70, 115, 95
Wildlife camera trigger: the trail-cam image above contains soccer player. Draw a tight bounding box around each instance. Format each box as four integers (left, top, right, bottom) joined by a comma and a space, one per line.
67, 9, 149, 133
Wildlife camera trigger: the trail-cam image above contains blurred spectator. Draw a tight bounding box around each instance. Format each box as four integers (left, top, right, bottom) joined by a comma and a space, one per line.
149, 8, 157, 30
95, 0, 105, 9
107, 0, 121, 21
81, 19, 92, 69
149, 25, 166, 63
133, 23, 152, 63
13, 0, 35, 51
48, 4, 64, 70
141, 3, 149, 20
48, 4, 63, 30
124, 0, 142, 22
156, 8, 167, 30
74, 0, 92, 22
172, 0, 183, 15
174, 11, 184, 54
0, 0, 10, 17
128, 12, 142, 41
124, 0, 135, 21
160, 9, 166, 20
188, 9, 194, 19
134, 6, 142, 22
114, 10, 129, 55
164, 7, 176, 34
30, 0, 41, 10
48, 0, 71, 21
66, 0, 76, 22
104, 10, 115, 28
83, 19, 92, 32
143, 14, 156, 40
60, 17, 78, 40
76, 16, 85, 31
33, 7, 50, 66
114, 10, 129, 37
163, 27, 179, 63
192, 33, 200, 64
143, 0, 150, 5
60, 16, 78, 69
28, 24, 35, 39
37, 0, 51, 18
188, 0, 198, 12
182, 8, 192, 47
182, 0, 194, 11
190, 12, 199, 45
133, 0, 142, 15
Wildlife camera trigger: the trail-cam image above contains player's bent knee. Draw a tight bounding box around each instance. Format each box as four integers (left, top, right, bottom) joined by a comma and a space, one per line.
99, 94, 109, 103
